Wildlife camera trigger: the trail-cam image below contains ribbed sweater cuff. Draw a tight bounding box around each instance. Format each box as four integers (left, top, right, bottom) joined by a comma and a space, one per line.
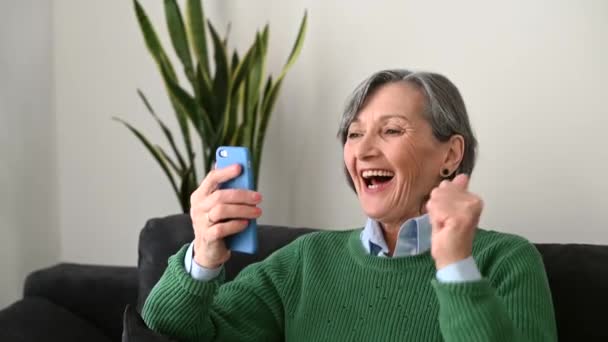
431, 278, 515, 341
167, 244, 225, 298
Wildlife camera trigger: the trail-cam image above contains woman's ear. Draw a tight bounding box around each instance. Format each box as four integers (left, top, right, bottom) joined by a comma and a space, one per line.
442, 134, 465, 174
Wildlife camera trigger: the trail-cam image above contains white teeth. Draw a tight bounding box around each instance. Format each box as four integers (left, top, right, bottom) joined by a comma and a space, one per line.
368, 184, 379, 189
362, 170, 395, 178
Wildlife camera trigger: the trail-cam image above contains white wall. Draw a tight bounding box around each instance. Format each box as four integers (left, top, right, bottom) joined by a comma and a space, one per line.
52, 0, 608, 268
0, 1, 59, 308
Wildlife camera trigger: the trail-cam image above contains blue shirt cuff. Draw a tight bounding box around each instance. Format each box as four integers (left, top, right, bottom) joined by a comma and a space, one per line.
184, 242, 223, 281
436, 256, 482, 283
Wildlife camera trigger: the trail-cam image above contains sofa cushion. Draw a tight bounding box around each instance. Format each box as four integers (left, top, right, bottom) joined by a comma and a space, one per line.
24, 263, 138, 341
0, 297, 112, 342
136, 213, 317, 310
122, 305, 174, 342
535, 243, 608, 342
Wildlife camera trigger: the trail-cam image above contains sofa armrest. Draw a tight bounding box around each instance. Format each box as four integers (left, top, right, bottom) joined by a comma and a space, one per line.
24, 263, 138, 342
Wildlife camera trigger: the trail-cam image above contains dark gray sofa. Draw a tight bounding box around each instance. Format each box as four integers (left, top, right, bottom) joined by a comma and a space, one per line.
0, 213, 606, 341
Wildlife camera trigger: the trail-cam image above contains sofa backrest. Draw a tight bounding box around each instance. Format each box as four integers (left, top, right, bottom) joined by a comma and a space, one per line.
534, 243, 608, 342
138, 214, 608, 342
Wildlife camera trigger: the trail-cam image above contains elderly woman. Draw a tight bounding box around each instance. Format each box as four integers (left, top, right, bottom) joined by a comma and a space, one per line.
142, 70, 557, 341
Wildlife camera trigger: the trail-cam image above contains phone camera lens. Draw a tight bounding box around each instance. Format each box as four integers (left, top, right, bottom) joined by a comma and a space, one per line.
219, 149, 228, 158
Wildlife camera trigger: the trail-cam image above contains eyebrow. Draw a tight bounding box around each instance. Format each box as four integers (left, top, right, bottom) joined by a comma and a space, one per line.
350, 114, 410, 124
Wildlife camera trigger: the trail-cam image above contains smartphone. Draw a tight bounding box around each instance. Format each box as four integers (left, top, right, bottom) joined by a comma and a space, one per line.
215, 146, 258, 254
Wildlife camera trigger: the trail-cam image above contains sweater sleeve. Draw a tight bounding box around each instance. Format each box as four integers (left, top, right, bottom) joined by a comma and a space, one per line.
431, 240, 558, 342
142, 239, 303, 342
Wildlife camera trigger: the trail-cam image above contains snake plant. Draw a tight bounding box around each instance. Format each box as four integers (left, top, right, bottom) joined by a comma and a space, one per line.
114, 0, 307, 212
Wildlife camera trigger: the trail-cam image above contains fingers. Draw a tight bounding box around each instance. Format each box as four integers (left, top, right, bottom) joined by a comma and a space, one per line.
428, 174, 472, 232
190, 164, 249, 208
189, 165, 262, 237
429, 213, 445, 234
208, 203, 262, 223
190, 189, 261, 239
452, 174, 469, 190
438, 174, 469, 190
427, 189, 483, 233
438, 180, 450, 188
204, 189, 262, 210
204, 219, 250, 243
199, 164, 242, 196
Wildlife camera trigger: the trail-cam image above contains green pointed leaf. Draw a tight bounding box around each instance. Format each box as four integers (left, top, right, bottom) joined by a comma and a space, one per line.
230, 43, 257, 96
185, 0, 209, 75
230, 123, 245, 146
254, 75, 273, 141
207, 21, 230, 126
246, 33, 265, 148
179, 164, 196, 212
137, 89, 186, 171
162, 64, 214, 144
113, 117, 179, 197
223, 22, 231, 48
231, 51, 240, 74
254, 78, 283, 185
134, 0, 177, 81
246, 99, 261, 149
259, 24, 269, 83
135, 0, 192, 177
220, 83, 242, 148
203, 148, 214, 174
246, 32, 264, 106
196, 105, 215, 146
164, 0, 194, 81
277, 11, 307, 82
157, 62, 194, 165
260, 79, 283, 132
164, 69, 201, 131
156, 144, 182, 175
261, 76, 273, 111
195, 63, 217, 123
261, 24, 269, 56
251, 11, 306, 185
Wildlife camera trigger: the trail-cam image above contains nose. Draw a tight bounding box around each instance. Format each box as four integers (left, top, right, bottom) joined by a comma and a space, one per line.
355, 133, 380, 160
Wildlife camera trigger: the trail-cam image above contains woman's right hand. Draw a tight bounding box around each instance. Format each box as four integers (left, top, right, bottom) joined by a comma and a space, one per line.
189, 164, 263, 269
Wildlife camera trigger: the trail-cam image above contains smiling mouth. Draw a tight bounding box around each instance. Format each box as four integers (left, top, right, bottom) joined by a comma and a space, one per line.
361, 169, 395, 189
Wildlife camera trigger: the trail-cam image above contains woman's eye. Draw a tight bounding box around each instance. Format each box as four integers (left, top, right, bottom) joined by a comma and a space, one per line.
347, 132, 362, 139
385, 128, 402, 135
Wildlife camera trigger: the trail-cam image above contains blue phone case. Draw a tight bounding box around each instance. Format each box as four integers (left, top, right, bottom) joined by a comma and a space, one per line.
215, 146, 258, 254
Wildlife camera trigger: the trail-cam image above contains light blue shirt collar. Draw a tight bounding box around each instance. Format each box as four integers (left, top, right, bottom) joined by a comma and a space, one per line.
360, 214, 431, 257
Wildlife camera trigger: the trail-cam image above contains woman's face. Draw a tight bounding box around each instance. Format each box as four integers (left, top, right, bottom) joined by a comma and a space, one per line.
343, 82, 452, 226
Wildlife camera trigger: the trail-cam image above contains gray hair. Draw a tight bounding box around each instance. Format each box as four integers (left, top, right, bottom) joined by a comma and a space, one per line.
338, 69, 478, 188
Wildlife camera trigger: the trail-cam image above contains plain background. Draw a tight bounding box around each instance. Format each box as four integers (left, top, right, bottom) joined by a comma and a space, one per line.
1, 0, 607, 308
0, 0, 58, 309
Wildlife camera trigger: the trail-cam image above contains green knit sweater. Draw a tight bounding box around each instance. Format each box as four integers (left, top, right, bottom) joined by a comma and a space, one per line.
142, 229, 557, 341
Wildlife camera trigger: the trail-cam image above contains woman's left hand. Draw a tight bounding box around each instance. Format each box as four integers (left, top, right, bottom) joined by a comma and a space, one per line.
426, 174, 484, 270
